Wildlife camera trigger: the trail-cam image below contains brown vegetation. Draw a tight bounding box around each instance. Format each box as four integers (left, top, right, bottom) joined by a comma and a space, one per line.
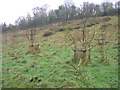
26, 28, 40, 54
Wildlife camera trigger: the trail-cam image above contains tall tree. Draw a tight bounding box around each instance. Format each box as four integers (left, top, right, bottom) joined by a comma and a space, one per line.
64, 0, 75, 20
15, 16, 28, 30
32, 4, 49, 26
101, 2, 114, 16
94, 5, 101, 16
2, 23, 8, 33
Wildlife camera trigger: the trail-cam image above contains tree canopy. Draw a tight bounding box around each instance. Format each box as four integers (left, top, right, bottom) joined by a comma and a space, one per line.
2, 0, 119, 32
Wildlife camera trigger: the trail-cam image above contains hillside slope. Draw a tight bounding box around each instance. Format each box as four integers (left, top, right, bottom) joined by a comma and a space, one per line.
2, 16, 118, 88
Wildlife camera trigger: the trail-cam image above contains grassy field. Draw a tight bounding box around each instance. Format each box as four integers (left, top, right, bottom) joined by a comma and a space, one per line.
2, 16, 118, 88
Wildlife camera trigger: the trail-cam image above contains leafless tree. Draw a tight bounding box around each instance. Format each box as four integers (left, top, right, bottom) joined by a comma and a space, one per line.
10, 32, 17, 49
67, 18, 95, 67
95, 21, 107, 62
26, 28, 40, 54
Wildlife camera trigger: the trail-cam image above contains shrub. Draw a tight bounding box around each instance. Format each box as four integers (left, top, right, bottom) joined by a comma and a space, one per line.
103, 17, 111, 21
58, 28, 66, 32
86, 23, 95, 27
74, 26, 81, 29
43, 32, 53, 37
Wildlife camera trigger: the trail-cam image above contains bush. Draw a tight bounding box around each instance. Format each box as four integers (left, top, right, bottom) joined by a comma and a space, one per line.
43, 32, 53, 37
86, 23, 95, 27
74, 26, 81, 29
58, 28, 66, 32
103, 17, 111, 21
100, 24, 111, 29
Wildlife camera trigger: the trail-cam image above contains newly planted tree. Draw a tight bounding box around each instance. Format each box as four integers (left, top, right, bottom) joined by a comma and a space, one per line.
2, 33, 8, 45
26, 28, 40, 54
67, 18, 95, 66
8, 31, 18, 49
96, 23, 107, 62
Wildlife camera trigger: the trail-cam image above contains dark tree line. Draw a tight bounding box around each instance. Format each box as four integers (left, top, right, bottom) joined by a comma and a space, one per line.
2, 0, 120, 32
2, 23, 18, 33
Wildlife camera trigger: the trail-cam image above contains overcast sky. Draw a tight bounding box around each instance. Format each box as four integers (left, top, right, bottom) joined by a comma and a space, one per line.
0, 0, 118, 25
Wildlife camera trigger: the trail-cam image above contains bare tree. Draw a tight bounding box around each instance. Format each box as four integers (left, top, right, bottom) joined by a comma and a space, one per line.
95, 19, 107, 62
32, 4, 49, 26
67, 18, 95, 67
26, 28, 40, 54
10, 32, 17, 49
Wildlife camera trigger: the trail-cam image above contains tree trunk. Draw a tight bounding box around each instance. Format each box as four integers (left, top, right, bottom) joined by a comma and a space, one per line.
72, 46, 90, 66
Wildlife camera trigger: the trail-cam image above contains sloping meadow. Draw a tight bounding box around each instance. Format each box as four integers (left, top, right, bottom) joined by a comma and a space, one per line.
2, 16, 118, 88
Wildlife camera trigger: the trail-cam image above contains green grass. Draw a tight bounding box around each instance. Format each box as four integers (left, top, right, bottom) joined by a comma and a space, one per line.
2, 16, 118, 88
2, 44, 118, 88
